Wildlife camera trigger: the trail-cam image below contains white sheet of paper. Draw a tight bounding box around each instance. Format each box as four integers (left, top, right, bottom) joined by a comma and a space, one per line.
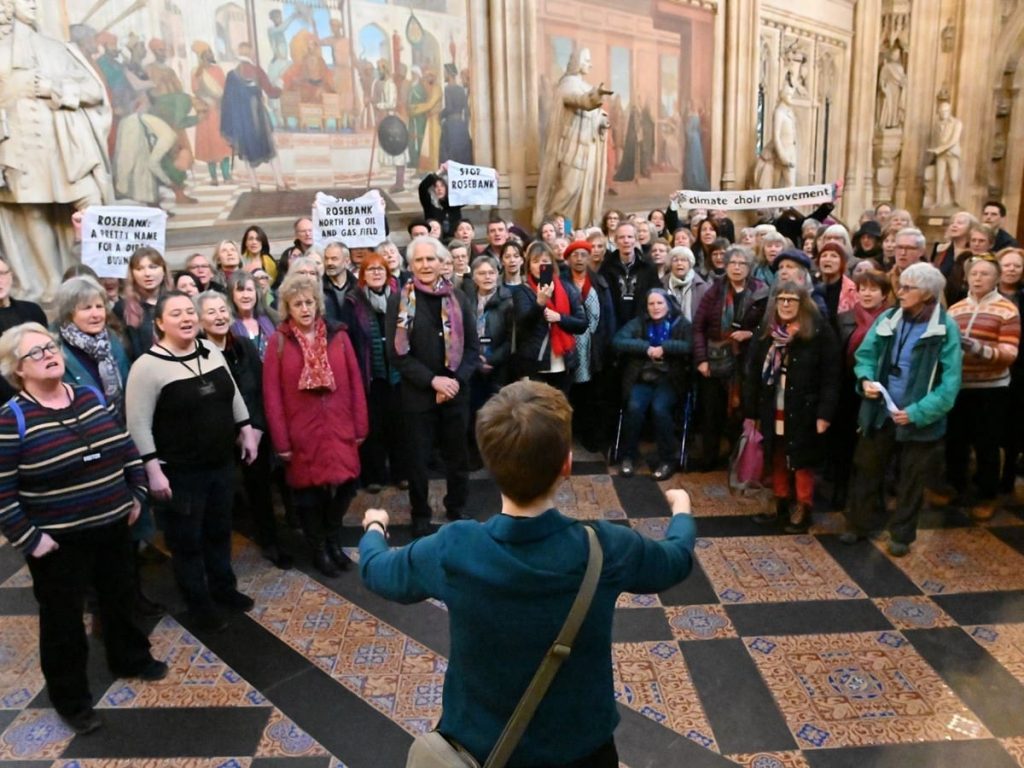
870, 381, 900, 415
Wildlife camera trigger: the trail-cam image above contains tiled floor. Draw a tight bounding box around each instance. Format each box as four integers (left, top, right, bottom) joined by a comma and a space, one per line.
1, 462, 1024, 767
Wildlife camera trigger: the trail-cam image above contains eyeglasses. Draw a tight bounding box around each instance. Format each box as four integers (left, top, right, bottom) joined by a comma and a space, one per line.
727, 260, 749, 267
896, 285, 921, 293
776, 296, 800, 305
894, 245, 920, 252
20, 342, 58, 362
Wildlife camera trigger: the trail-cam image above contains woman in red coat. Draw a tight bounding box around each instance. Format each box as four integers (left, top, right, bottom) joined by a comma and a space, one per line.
263, 275, 368, 577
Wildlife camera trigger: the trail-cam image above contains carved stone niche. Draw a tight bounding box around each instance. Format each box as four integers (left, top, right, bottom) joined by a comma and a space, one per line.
781, 35, 813, 99
874, 129, 904, 202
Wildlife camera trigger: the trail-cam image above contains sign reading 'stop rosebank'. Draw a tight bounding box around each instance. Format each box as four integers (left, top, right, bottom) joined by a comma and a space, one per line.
447, 161, 499, 207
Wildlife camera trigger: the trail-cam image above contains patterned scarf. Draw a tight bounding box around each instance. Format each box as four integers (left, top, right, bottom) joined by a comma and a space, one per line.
290, 317, 336, 391
394, 277, 465, 372
647, 318, 673, 346
59, 323, 123, 408
527, 273, 576, 358
720, 284, 738, 337
847, 303, 886, 366
761, 322, 798, 387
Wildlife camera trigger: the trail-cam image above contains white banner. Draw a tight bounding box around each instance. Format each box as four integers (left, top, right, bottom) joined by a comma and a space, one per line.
676, 184, 836, 211
313, 189, 387, 249
447, 161, 498, 207
81, 206, 167, 278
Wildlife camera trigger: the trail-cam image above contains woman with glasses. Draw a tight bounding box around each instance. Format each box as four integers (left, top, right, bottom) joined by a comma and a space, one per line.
185, 253, 223, 293
844, 264, 962, 556
744, 284, 840, 531
0, 323, 167, 735
342, 254, 405, 492
945, 255, 1021, 517
692, 245, 768, 471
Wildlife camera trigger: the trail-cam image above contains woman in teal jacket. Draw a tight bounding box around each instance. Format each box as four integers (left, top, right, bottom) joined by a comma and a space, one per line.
844, 263, 962, 556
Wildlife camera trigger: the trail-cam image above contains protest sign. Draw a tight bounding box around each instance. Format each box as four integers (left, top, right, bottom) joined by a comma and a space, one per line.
81, 206, 167, 278
313, 190, 387, 250
675, 184, 836, 211
447, 161, 498, 207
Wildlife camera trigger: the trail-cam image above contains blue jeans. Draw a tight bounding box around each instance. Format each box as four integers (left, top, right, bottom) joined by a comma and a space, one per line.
621, 379, 678, 463
162, 464, 237, 610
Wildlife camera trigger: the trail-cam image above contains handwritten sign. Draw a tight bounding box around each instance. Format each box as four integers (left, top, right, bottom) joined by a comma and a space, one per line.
447, 161, 498, 207
81, 206, 167, 278
313, 190, 386, 249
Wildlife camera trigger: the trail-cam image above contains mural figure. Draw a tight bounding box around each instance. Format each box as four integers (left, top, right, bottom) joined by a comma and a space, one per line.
533, 47, 610, 228
407, 66, 427, 167
411, 68, 442, 173
371, 58, 408, 192
877, 47, 907, 130
283, 29, 333, 104
439, 62, 472, 164
113, 99, 180, 206
924, 98, 962, 208
684, 102, 710, 190
191, 41, 233, 185
221, 41, 289, 190
0, 0, 113, 299
319, 17, 357, 129
94, 32, 134, 156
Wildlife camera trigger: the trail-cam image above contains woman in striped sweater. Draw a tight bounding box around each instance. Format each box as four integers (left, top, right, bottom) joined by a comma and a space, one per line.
946, 255, 1021, 516
0, 323, 167, 735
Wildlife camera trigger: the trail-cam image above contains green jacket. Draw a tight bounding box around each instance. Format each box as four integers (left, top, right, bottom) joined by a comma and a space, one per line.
853, 304, 962, 442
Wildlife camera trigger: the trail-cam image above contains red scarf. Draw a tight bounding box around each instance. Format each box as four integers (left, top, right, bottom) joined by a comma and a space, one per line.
528, 274, 576, 358
847, 303, 886, 367
572, 271, 592, 300
290, 318, 336, 391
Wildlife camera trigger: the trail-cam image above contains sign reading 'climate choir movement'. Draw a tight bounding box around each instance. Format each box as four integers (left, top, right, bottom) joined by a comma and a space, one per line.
81, 206, 168, 278
676, 184, 837, 211
313, 190, 387, 250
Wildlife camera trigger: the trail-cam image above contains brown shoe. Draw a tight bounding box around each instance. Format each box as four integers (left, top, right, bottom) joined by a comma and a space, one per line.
971, 503, 996, 521
785, 503, 811, 533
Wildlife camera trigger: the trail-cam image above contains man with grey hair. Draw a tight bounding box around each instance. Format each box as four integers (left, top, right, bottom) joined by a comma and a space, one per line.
322, 242, 352, 322
386, 236, 479, 537
891, 227, 926, 281
844, 262, 962, 556
599, 221, 658, 327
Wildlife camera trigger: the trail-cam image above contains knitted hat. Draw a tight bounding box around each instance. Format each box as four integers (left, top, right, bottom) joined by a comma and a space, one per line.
816, 241, 848, 271
565, 240, 592, 255
772, 248, 813, 273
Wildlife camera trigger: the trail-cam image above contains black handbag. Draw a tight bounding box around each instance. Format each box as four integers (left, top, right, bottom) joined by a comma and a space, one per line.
706, 339, 736, 378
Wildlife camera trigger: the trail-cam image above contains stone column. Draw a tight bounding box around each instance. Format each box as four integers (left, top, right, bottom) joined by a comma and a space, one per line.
843, 0, 881, 220
720, 0, 761, 191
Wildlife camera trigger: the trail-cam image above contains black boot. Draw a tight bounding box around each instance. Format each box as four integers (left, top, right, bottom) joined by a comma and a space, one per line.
132, 547, 166, 619
325, 540, 352, 570
312, 545, 340, 577
753, 498, 786, 526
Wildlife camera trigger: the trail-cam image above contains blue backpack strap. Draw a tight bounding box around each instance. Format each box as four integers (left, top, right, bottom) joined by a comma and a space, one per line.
81, 384, 107, 407
5, 398, 25, 440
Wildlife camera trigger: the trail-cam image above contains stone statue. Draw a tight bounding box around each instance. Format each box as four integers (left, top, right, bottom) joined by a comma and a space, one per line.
755, 83, 798, 188
924, 99, 962, 208
0, 0, 113, 301
532, 48, 610, 229
876, 48, 907, 130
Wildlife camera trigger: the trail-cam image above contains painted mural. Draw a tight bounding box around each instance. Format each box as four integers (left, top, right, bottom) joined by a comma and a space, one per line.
44, 0, 474, 232
536, 0, 715, 211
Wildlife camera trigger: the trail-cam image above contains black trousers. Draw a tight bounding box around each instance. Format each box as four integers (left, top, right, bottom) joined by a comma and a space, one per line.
406, 401, 470, 520
698, 375, 734, 467
239, 433, 279, 548
26, 519, 153, 716
847, 422, 940, 545
1001, 375, 1024, 492
360, 378, 407, 486
292, 480, 357, 547
946, 386, 1006, 500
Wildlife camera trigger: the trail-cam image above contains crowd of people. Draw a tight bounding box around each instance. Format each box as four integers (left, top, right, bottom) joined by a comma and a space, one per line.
0, 193, 1021, 739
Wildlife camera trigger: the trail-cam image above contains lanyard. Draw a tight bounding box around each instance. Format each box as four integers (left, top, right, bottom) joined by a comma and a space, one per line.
891, 320, 915, 375
156, 342, 205, 382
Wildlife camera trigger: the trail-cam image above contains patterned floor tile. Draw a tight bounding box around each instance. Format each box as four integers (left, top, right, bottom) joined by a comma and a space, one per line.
0, 708, 74, 760
52, 761, 253, 768
0, 615, 45, 709
876, 528, 1024, 594
0, 564, 31, 588
613, 641, 718, 751
964, 623, 1024, 686
697, 536, 863, 603
554, 476, 627, 520
256, 708, 329, 758
873, 596, 957, 630
746, 631, 990, 748
665, 605, 737, 641
616, 592, 664, 609
657, 474, 766, 518
1002, 737, 1024, 766
726, 751, 811, 768
99, 617, 265, 709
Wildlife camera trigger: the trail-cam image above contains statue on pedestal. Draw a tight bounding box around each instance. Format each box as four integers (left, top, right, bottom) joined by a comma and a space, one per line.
755, 82, 798, 188
533, 48, 610, 229
923, 98, 962, 209
876, 47, 907, 130
0, 0, 113, 300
